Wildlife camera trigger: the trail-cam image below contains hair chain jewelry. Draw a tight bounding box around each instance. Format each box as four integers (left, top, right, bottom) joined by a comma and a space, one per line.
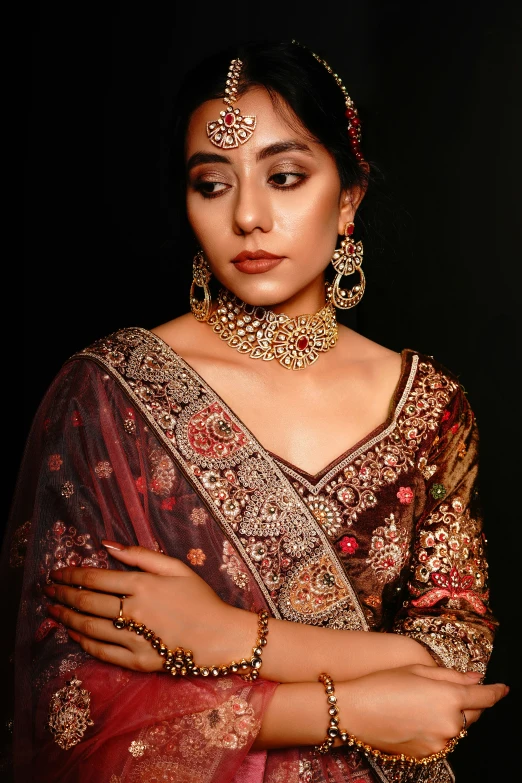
206, 285, 338, 370
315, 673, 468, 776
291, 40, 364, 162
207, 58, 257, 148
113, 607, 270, 680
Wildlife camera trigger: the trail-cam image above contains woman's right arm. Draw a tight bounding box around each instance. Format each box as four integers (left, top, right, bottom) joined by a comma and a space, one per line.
251, 665, 509, 756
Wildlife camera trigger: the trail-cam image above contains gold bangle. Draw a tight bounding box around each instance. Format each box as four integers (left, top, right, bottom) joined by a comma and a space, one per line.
114, 608, 270, 680
314, 673, 468, 767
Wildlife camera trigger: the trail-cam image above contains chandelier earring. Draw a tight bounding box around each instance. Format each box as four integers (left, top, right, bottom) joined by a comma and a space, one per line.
190, 251, 212, 322
330, 222, 365, 309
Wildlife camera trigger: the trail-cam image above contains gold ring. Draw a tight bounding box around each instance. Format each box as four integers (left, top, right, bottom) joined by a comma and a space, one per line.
113, 595, 127, 630
459, 710, 468, 737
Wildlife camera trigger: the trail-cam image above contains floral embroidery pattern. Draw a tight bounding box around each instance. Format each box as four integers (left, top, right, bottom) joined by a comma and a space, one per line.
149, 448, 176, 496
338, 536, 358, 555
9, 519, 31, 568
43, 521, 109, 581
48, 454, 63, 472
190, 508, 208, 525
61, 481, 74, 499
187, 548, 206, 566
189, 695, 259, 750
94, 461, 113, 479
396, 486, 413, 504
129, 740, 148, 757
220, 540, 250, 589
410, 497, 489, 614
430, 483, 447, 500
367, 514, 408, 583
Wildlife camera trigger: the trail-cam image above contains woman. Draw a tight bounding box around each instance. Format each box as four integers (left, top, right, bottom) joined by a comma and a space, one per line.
1, 40, 508, 783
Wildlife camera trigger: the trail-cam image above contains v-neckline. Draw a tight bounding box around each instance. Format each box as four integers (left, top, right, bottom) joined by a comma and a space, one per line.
145, 328, 417, 481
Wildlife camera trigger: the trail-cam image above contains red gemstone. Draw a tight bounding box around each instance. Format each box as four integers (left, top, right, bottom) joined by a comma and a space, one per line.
351, 117, 360, 126
346, 223, 354, 235
224, 112, 235, 127
297, 335, 309, 351
345, 108, 355, 118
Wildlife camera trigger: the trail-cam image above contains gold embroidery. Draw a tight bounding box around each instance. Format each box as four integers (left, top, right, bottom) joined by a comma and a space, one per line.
367, 513, 409, 583
129, 740, 148, 757
9, 520, 31, 568
47, 676, 94, 750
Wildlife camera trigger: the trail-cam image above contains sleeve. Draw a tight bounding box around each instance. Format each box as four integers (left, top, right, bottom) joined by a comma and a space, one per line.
0, 357, 277, 783
392, 381, 498, 676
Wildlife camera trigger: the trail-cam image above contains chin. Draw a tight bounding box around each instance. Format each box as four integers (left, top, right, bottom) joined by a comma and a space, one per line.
217, 277, 297, 308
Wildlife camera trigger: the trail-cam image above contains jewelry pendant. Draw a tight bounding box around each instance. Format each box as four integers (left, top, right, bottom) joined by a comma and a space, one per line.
206, 59, 256, 148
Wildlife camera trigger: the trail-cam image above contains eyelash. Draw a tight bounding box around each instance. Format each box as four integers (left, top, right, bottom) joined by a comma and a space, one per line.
193, 172, 308, 199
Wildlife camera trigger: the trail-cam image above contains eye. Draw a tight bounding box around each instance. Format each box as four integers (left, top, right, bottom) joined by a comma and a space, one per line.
269, 172, 307, 189
193, 181, 230, 199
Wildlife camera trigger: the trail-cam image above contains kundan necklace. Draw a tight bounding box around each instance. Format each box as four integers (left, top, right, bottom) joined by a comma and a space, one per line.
206, 286, 338, 370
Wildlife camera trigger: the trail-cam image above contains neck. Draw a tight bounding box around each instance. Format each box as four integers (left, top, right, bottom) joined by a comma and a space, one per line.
261, 275, 330, 317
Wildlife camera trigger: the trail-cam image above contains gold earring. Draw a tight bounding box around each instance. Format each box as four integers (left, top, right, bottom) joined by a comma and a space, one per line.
190, 251, 212, 322
330, 222, 365, 309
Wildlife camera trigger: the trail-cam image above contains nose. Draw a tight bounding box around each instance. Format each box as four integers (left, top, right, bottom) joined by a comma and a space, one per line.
232, 181, 273, 235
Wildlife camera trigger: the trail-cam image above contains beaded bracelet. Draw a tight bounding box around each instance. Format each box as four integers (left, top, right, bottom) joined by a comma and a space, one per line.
114, 607, 270, 680
314, 673, 468, 769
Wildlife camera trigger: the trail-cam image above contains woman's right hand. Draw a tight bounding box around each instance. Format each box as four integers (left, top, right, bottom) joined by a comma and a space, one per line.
337, 664, 509, 759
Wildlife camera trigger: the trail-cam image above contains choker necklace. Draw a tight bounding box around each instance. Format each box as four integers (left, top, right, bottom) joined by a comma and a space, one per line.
206, 286, 338, 370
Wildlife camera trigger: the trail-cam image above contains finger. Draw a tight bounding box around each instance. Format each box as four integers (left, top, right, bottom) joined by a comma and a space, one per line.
51, 566, 137, 594
66, 630, 156, 672
101, 541, 193, 577
409, 665, 483, 685
44, 584, 121, 619
464, 682, 510, 709
48, 603, 137, 647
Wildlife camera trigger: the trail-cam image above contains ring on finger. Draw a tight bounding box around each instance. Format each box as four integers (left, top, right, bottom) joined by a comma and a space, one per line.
113, 595, 127, 630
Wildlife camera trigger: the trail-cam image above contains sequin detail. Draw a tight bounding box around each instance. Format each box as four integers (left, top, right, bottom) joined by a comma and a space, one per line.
47, 676, 94, 750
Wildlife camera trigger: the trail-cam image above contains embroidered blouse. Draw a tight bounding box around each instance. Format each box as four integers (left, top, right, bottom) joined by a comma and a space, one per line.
1, 327, 497, 783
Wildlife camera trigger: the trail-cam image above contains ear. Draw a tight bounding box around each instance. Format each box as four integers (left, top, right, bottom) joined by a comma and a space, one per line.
337, 166, 369, 235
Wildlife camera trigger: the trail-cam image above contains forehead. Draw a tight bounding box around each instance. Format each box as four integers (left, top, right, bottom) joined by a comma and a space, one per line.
185, 87, 316, 159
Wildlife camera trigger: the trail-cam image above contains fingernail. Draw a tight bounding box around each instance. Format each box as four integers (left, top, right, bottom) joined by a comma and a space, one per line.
465, 671, 482, 679
68, 629, 81, 642
44, 585, 56, 597
52, 569, 63, 580
47, 604, 60, 616
101, 539, 126, 551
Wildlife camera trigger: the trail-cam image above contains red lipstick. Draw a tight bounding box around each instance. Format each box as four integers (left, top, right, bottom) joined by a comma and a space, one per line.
232, 250, 284, 274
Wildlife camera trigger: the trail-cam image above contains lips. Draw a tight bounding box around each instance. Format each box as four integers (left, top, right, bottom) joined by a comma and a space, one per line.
232, 250, 284, 275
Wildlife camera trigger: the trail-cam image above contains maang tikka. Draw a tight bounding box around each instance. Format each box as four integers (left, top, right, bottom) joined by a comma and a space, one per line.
207, 58, 257, 148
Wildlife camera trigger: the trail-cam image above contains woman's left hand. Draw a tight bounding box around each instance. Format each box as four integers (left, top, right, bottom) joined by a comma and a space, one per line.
43, 541, 257, 672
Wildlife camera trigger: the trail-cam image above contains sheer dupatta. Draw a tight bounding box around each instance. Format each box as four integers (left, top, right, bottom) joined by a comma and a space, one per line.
1, 327, 496, 782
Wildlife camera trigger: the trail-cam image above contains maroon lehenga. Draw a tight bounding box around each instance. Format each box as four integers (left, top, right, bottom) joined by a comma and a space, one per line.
1, 327, 497, 782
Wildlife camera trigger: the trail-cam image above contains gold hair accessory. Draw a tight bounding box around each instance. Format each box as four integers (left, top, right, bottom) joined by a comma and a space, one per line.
292, 40, 364, 162
207, 58, 256, 148
48, 676, 94, 750
206, 285, 338, 370
330, 221, 365, 309
315, 673, 467, 777
190, 251, 212, 322
113, 607, 270, 680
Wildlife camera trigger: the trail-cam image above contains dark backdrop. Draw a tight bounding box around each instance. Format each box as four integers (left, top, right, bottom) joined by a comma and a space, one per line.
13, 1, 521, 780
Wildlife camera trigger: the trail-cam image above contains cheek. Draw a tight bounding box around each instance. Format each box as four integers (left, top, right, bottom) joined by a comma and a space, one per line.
277, 186, 340, 247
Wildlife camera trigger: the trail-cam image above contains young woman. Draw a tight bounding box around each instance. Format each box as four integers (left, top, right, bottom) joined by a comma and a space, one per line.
2, 40, 508, 783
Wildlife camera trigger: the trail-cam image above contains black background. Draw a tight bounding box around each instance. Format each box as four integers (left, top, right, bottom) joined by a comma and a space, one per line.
12, 1, 522, 780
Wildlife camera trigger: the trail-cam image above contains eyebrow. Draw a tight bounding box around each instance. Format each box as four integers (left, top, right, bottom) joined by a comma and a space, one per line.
186, 141, 314, 172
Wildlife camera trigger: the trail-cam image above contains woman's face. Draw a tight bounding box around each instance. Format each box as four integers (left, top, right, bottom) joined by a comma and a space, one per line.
185, 87, 357, 310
